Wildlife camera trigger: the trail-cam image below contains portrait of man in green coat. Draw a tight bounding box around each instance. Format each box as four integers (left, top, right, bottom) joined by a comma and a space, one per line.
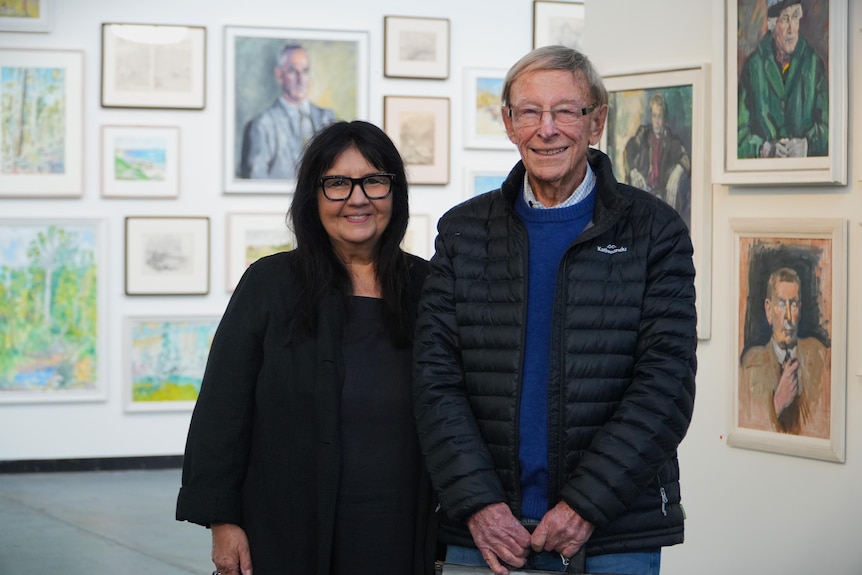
737, 0, 829, 159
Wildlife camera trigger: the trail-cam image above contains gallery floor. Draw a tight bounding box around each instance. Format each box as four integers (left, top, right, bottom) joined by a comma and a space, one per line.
0, 468, 210, 574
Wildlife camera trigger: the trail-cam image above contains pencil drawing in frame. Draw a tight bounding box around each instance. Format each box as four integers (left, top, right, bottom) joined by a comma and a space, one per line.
532, 0, 585, 51
383, 96, 450, 185
729, 217, 846, 463
716, 0, 847, 185
125, 216, 210, 296
0, 218, 108, 403
223, 25, 369, 194
101, 23, 206, 110
383, 16, 449, 80
601, 65, 712, 339
0, 48, 83, 197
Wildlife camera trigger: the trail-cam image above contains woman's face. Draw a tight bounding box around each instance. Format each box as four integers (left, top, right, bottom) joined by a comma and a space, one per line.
317, 145, 393, 261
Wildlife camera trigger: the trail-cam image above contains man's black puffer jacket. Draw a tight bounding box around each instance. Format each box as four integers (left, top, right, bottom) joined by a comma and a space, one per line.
413, 148, 697, 556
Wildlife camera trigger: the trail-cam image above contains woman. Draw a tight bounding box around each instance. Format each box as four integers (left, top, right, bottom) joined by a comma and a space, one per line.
176, 121, 435, 575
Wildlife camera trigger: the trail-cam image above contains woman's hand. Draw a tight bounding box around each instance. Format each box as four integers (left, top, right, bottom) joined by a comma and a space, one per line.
211, 522, 253, 575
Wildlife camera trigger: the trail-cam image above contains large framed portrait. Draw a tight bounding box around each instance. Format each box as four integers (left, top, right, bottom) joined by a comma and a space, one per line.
226, 212, 294, 292
383, 16, 450, 80
125, 216, 210, 296
100, 23, 206, 110
383, 96, 450, 185
101, 125, 180, 199
729, 217, 846, 463
716, 0, 847, 185
0, 0, 51, 32
0, 219, 108, 403
532, 0, 585, 51
0, 49, 83, 197
462, 67, 512, 150
123, 315, 219, 412
601, 65, 712, 339
223, 26, 369, 194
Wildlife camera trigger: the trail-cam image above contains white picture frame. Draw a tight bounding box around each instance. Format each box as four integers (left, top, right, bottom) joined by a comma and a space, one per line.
0, 0, 52, 32
226, 212, 294, 292
101, 125, 180, 199
384, 96, 450, 185
125, 216, 210, 296
384, 16, 450, 80
533, 0, 585, 52
402, 213, 432, 260
463, 67, 513, 150
463, 167, 511, 200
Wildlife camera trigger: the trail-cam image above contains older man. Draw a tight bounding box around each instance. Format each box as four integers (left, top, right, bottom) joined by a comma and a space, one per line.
414, 45, 697, 575
737, 0, 828, 158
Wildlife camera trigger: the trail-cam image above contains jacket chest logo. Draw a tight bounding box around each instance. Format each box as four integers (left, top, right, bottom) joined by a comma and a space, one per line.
597, 244, 628, 255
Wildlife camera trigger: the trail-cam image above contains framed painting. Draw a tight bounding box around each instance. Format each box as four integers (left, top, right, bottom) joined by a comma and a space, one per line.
464, 167, 510, 200
0, 219, 108, 403
226, 212, 294, 292
224, 26, 369, 194
101, 125, 180, 198
717, 0, 847, 185
101, 23, 206, 110
402, 213, 432, 260
533, 0, 585, 51
123, 315, 219, 412
383, 16, 449, 80
125, 216, 210, 296
601, 65, 711, 339
463, 67, 512, 150
729, 217, 846, 462
384, 96, 450, 185
0, 49, 83, 197
0, 0, 51, 32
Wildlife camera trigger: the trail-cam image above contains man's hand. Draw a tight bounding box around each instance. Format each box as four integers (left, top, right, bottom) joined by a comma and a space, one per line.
466, 503, 531, 575
531, 501, 594, 560
211, 522, 253, 575
774, 356, 801, 416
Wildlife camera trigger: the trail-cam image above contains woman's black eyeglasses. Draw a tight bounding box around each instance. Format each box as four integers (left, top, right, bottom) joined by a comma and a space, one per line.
318, 173, 396, 201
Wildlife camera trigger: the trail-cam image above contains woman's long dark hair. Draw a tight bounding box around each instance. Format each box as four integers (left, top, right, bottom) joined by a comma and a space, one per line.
287, 120, 415, 346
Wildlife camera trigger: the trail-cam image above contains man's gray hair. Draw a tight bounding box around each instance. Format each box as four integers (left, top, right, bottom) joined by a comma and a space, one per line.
501, 45, 608, 108
277, 43, 306, 66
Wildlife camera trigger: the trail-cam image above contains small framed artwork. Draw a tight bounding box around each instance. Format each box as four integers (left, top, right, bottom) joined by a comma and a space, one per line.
402, 213, 432, 260
124, 315, 220, 412
716, 0, 847, 185
600, 64, 712, 340
101, 126, 180, 199
383, 16, 449, 79
533, 0, 585, 51
0, 219, 108, 403
463, 67, 512, 150
729, 217, 847, 463
226, 212, 294, 292
125, 216, 210, 296
0, 0, 51, 32
464, 167, 510, 200
0, 49, 83, 197
224, 26, 369, 194
101, 23, 206, 110
384, 96, 450, 185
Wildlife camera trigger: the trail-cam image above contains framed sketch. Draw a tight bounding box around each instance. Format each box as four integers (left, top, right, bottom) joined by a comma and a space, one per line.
464, 167, 510, 200
123, 315, 219, 412
533, 0, 585, 51
0, 49, 83, 197
0, 0, 51, 32
402, 213, 432, 260
384, 96, 450, 185
0, 219, 108, 403
729, 217, 847, 463
101, 23, 206, 110
226, 212, 294, 292
101, 125, 180, 198
383, 16, 449, 79
716, 0, 847, 185
601, 65, 712, 339
463, 67, 512, 150
224, 26, 369, 194
125, 216, 210, 296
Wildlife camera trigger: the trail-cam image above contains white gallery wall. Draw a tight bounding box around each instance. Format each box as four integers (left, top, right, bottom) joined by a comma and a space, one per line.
1, 0, 861, 573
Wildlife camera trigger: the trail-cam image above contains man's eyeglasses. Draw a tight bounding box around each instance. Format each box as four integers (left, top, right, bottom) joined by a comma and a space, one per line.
318, 173, 395, 201
507, 103, 598, 127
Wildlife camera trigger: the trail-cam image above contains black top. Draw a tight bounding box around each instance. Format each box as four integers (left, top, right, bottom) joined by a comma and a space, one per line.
332, 296, 420, 575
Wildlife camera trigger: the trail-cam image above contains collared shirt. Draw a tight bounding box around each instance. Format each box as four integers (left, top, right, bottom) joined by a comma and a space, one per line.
522, 162, 596, 209
771, 338, 797, 364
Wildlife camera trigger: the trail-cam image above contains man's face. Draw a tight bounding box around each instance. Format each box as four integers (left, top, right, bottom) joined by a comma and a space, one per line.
650, 102, 665, 136
275, 49, 311, 104
772, 3, 803, 57
765, 280, 801, 349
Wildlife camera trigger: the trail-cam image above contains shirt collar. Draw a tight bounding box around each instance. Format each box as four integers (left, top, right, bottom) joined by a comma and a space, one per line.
522, 163, 596, 209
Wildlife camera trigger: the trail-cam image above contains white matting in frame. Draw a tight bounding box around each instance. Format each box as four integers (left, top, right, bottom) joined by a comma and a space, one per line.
125, 216, 210, 296
226, 212, 294, 292
463, 67, 512, 150
101, 125, 180, 198
716, 0, 847, 185
0, 49, 83, 197
0, 0, 52, 32
533, 0, 585, 51
223, 26, 369, 195
384, 96, 450, 185
728, 217, 847, 463
600, 64, 711, 339
402, 213, 432, 260
384, 16, 450, 80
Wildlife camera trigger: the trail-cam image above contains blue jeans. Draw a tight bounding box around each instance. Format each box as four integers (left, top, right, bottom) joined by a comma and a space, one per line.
446, 544, 662, 574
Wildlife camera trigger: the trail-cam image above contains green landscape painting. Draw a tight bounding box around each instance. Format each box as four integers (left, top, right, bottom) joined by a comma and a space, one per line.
0, 220, 104, 401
